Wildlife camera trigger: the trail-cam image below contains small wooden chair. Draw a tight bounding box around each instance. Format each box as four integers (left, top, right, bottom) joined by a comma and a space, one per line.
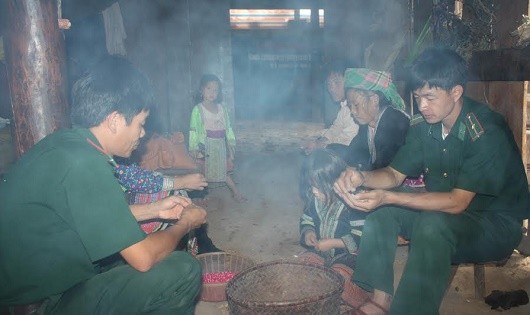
447, 256, 511, 299
447, 232, 528, 299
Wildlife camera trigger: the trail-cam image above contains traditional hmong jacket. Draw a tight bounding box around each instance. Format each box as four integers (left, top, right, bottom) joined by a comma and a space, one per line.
114, 163, 187, 234
115, 163, 165, 193
300, 198, 366, 257
188, 103, 236, 156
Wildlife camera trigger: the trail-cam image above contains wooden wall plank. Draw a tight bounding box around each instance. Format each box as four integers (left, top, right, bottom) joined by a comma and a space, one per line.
466, 81, 527, 169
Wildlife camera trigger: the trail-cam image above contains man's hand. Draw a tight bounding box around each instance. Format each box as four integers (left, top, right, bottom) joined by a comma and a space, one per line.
156, 195, 192, 220
121, 201, 206, 272
179, 203, 207, 231
174, 173, 208, 191
342, 189, 385, 212
304, 231, 318, 247
334, 167, 364, 196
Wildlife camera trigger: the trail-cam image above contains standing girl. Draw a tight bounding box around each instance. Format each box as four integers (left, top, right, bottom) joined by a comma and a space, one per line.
298, 148, 366, 308
189, 74, 245, 201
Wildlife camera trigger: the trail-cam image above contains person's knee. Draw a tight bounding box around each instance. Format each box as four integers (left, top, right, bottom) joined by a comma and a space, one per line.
147, 252, 201, 288
365, 207, 389, 223
412, 212, 451, 240
363, 207, 397, 231
165, 251, 201, 278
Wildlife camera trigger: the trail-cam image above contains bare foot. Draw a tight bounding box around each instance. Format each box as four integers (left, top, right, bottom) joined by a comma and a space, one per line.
355, 290, 391, 315
355, 299, 388, 315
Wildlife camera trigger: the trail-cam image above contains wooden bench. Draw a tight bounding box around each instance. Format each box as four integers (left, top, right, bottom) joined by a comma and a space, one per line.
447, 232, 530, 299
447, 257, 511, 299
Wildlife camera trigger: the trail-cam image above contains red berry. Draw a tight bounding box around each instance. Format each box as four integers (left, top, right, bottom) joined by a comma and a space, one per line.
202, 271, 236, 284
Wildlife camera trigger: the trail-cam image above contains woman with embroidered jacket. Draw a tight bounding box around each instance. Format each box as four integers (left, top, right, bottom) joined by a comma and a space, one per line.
342, 68, 410, 171
343, 68, 425, 188
188, 74, 244, 201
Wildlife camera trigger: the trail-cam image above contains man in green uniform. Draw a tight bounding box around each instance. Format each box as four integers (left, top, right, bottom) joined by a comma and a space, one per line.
334, 48, 530, 315
0, 56, 206, 314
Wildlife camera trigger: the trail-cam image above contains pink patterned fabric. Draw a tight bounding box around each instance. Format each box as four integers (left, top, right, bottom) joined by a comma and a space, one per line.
129, 191, 171, 233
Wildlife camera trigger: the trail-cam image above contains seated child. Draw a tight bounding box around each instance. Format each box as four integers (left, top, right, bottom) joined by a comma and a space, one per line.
297, 148, 366, 308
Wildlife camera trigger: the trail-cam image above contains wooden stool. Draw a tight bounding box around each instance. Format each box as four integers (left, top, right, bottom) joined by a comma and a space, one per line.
448, 257, 510, 299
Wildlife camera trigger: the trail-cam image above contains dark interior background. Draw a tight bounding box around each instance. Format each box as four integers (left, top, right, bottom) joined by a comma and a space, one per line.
2, 0, 528, 146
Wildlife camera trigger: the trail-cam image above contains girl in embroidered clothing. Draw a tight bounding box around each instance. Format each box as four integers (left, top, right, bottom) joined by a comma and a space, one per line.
189, 74, 245, 201
298, 148, 366, 308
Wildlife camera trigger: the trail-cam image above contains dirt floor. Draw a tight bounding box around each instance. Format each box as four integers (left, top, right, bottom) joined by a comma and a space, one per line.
193, 147, 530, 315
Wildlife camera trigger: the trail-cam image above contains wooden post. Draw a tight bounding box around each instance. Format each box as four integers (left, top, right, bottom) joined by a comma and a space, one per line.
3, 0, 69, 157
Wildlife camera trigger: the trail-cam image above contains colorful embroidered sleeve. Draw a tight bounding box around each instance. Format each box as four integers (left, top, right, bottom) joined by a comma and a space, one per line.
341, 217, 365, 254
189, 105, 206, 154
115, 163, 163, 194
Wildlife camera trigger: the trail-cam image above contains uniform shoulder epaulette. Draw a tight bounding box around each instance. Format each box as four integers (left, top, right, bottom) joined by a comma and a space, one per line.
464, 112, 484, 141
410, 114, 425, 126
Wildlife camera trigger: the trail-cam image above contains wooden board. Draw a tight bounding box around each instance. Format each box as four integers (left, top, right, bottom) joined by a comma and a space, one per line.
466, 81, 528, 180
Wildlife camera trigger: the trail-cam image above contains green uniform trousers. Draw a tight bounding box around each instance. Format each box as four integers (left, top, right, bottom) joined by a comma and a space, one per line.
44, 251, 201, 315
354, 206, 522, 315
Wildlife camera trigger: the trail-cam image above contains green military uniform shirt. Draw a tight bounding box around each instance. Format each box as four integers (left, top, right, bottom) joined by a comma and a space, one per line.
391, 97, 530, 221
0, 128, 145, 305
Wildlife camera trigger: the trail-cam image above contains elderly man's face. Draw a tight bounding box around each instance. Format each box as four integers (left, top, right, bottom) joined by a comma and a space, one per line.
326, 72, 345, 102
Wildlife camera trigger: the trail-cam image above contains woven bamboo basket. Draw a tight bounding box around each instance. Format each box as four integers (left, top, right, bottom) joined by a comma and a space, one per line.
226, 261, 344, 314
196, 252, 256, 302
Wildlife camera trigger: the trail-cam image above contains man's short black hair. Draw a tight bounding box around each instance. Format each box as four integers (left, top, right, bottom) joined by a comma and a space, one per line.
409, 48, 468, 92
323, 59, 359, 80
70, 55, 154, 127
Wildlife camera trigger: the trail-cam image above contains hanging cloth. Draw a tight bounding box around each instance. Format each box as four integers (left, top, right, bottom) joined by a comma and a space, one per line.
102, 2, 127, 56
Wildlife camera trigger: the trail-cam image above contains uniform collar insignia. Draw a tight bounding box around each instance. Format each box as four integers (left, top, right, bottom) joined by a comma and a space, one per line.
457, 122, 466, 141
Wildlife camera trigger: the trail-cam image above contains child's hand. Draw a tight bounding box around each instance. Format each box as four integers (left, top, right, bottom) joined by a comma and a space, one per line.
315, 238, 342, 252
304, 231, 318, 247
174, 173, 208, 191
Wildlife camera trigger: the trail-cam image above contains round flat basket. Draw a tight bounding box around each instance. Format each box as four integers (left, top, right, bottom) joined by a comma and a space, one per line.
196, 252, 256, 302
226, 261, 344, 315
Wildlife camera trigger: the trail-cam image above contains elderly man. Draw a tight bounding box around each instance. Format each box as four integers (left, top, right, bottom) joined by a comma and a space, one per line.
0, 56, 206, 314
335, 48, 529, 315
